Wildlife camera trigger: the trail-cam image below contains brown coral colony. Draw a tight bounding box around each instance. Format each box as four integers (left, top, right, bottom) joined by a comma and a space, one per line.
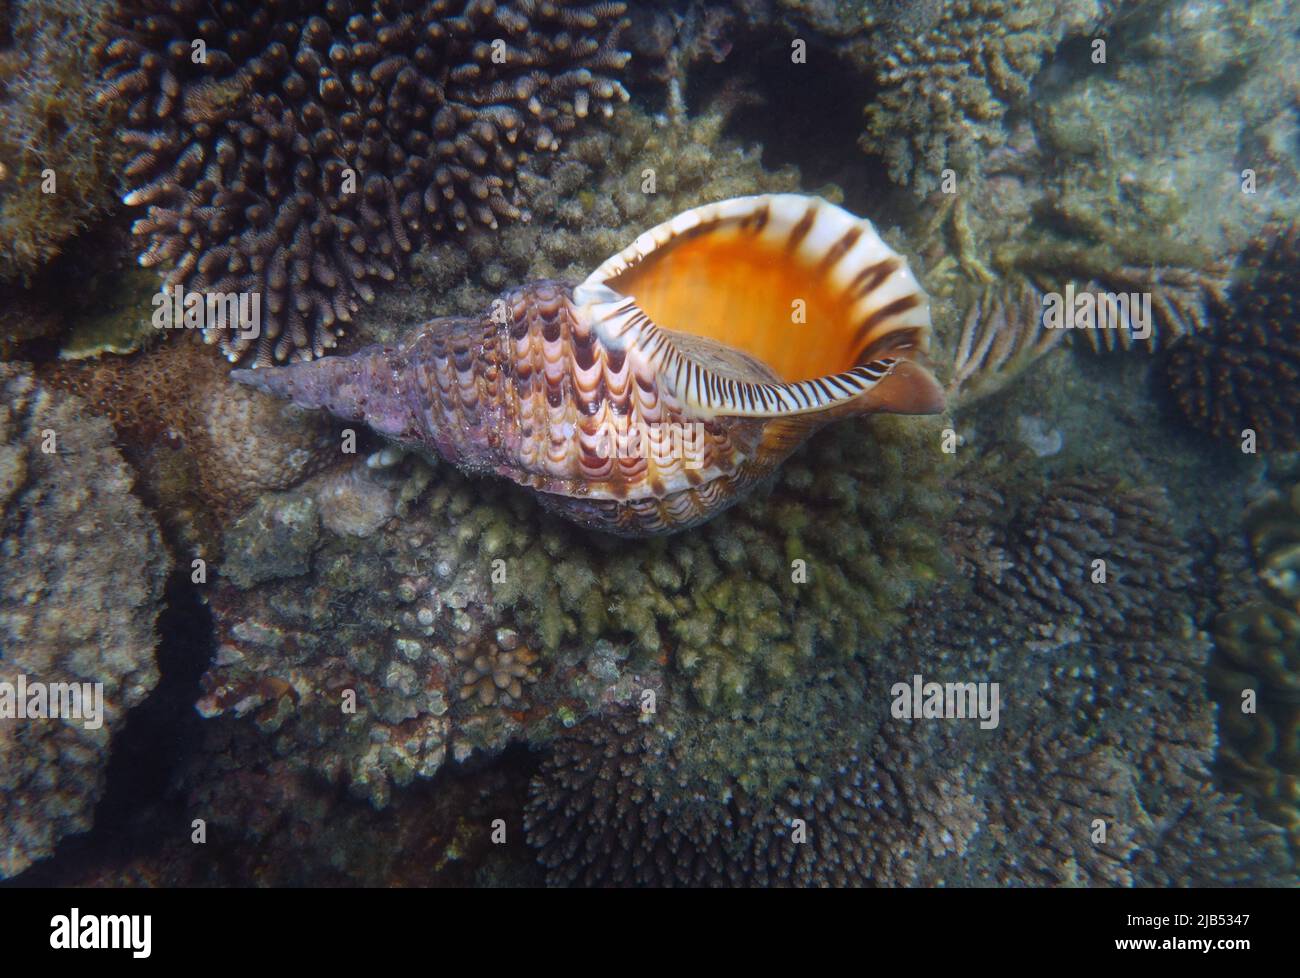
98, 0, 630, 365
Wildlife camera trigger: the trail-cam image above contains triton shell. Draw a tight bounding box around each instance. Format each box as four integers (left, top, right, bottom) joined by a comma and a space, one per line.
234, 194, 944, 535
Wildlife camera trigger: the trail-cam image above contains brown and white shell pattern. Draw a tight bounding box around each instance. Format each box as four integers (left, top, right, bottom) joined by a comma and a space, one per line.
235, 194, 945, 535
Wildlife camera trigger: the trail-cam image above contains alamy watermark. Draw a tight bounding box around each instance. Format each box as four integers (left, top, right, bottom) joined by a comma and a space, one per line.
589, 418, 707, 469
1042, 284, 1152, 341
152, 285, 261, 341
0, 674, 104, 730
50, 909, 150, 958
890, 673, 1000, 729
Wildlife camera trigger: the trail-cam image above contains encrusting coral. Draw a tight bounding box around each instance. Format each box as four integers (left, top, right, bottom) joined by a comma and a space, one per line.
42, 337, 336, 552
0, 0, 119, 282
0, 364, 171, 879
98, 0, 631, 364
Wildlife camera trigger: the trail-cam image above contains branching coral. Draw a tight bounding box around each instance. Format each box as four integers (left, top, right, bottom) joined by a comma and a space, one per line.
98, 0, 630, 364
982, 735, 1144, 886
861, 0, 1099, 195
0, 364, 171, 879
1164, 221, 1300, 451
197, 407, 948, 806
964, 476, 1194, 647
524, 666, 981, 887
396, 95, 809, 327
483, 415, 952, 709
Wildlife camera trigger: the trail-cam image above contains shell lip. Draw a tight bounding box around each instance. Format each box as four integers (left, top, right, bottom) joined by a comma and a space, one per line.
572, 194, 939, 419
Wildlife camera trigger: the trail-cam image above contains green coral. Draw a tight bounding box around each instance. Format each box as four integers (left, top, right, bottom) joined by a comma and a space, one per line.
470, 415, 952, 709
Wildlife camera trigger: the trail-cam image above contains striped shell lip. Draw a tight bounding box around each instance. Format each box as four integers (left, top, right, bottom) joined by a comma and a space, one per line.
571, 194, 938, 418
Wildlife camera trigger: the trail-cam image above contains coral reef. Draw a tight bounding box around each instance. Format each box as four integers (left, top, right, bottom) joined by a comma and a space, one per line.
524, 466, 1293, 886
0, 364, 171, 878
942, 280, 1064, 408
0, 0, 118, 281
959, 476, 1194, 649
1246, 481, 1300, 610
524, 665, 981, 887
390, 96, 811, 327
196, 404, 948, 805
1209, 479, 1300, 856
485, 415, 951, 707
42, 337, 335, 551
455, 631, 539, 707
99, 0, 631, 364
861, 0, 1104, 196
902, 0, 1296, 383
1164, 220, 1300, 451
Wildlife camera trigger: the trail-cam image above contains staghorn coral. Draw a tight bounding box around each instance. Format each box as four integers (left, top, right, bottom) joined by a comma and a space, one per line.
0, 0, 118, 281
0, 364, 171, 879
965, 476, 1195, 648
524, 664, 981, 887
1164, 221, 1300, 452
99, 0, 631, 364
41, 337, 335, 550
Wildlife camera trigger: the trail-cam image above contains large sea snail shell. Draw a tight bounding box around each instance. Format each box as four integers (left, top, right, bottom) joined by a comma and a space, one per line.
234, 194, 945, 536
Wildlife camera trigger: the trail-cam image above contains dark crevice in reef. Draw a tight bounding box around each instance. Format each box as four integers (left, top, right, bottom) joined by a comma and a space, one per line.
4, 568, 213, 886
699, 35, 882, 215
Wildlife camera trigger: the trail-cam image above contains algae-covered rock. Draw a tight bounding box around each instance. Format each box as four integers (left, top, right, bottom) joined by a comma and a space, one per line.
222, 491, 321, 588
0, 363, 170, 878
0, 0, 118, 281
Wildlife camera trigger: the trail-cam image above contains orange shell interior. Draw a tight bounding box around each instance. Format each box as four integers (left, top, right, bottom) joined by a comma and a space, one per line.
608, 225, 869, 383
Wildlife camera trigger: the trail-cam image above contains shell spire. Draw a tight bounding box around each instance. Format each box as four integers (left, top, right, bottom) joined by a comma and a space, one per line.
234, 195, 943, 535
